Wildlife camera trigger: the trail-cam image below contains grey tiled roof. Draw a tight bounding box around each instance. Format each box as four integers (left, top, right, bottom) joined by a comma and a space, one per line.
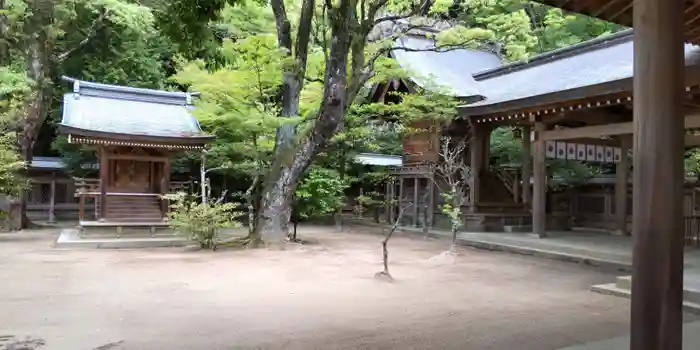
28, 156, 99, 170
354, 153, 402, 166
60, 77, 209, 139
391, 35, 503, 98
29, 156, 65, 170
461, 29, 700, 113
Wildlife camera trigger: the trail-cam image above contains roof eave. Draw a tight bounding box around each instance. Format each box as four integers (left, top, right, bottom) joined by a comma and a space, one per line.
58, 124, 215, 145
460, 63, 700, 118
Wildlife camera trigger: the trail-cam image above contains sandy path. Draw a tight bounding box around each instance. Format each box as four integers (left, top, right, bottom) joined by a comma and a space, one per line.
0, 226, 657, 349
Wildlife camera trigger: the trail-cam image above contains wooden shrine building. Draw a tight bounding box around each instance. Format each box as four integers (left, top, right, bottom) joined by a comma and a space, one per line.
436, 0, 695, 347
58, 77, 212, 227
376, 3, 700, 345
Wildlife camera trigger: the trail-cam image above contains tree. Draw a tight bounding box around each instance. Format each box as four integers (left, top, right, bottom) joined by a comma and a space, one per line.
173, 34, 291, 241
164, 191, 240, 250
290, 167, 347, 241
1, 0, 239, 227
375, 201, 410, 282
256, 0, 494, 246
433, 135, 471, 247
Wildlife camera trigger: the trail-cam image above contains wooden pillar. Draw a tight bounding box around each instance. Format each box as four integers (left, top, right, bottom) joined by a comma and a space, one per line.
99, 147, 108, 221
48, 172, 56, 223
482, 125, 492, 168
161, 159, 172, 218
513, 169, 521, 204
398, 176, 404, 222
413, 177, 419, 227
532, 122, 547, 238
630, 1, 685, 349
470, 125, 484, 212
428, 174, 435, 228
385, 180, 392, 223
615, 135, 631, 235
78, 195, 84, 222
521, 125, 532, 204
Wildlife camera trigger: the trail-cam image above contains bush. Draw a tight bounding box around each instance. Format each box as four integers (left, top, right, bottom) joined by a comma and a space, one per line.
163, 192, 241, 250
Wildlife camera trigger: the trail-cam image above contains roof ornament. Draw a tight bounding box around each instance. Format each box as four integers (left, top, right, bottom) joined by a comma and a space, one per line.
73, 80, 80, 99
185, 93, 192, 105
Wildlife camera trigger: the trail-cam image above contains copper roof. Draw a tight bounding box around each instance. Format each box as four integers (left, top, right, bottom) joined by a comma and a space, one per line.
59, 77, 213, 145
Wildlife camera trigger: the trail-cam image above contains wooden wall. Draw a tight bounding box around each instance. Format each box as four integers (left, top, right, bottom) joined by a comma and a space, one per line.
402, 119, 440, 164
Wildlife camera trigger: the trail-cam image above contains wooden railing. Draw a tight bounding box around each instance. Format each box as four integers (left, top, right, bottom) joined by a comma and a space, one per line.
390, 162, 434, 176
491, 167, 519, 199
73, 178, 188, 221
73, 178, 188, 196
74, 178, 101, 196
685, 215, 700, 246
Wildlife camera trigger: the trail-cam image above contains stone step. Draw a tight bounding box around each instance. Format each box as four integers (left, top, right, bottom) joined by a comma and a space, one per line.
616, 275, 632, 290
593, 275, 700, 314
503, 225, 532, 233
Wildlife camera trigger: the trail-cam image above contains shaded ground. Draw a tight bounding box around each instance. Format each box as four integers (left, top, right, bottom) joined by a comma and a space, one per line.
0, 226, 678, 349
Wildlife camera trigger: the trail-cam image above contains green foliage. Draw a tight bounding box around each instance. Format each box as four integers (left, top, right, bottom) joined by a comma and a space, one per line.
0, 134, 25, 197
490, 126, 600, 188
293, 167, 348, 222
440, 189, 462, 232
0, 67, 32, 127
685, 148, 700, 177
164, 192, 241, 250
173, 34, 290, 177
547, 159, 601, 190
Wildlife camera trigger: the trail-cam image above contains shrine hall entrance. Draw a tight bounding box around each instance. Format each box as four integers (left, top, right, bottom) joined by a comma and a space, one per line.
107, 159, 165, 194
82, 146, 174, 223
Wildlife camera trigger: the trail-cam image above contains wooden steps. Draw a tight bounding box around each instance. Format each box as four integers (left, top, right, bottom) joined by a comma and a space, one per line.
101, 196, 163, 222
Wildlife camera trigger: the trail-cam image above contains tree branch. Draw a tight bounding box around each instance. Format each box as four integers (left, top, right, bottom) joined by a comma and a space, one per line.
56, 9, 110, 62
295, 0, 316, 82
270, 0, 293, 52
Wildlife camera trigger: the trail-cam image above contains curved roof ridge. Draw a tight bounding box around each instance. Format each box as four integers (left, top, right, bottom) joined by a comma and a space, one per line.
473, 29, 633, 81
61, 76, 199, 106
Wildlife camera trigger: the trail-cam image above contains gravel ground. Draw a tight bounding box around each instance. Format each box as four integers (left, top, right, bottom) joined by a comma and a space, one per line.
0, 226, 667, 350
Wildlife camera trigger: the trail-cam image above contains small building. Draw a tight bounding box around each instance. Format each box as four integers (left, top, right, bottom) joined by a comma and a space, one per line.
58, 77, 212, 227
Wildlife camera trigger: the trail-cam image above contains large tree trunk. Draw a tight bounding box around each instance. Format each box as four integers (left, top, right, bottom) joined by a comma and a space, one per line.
255, 0, 353, 247
17, 0, 54, 229
0, 0, 8, 66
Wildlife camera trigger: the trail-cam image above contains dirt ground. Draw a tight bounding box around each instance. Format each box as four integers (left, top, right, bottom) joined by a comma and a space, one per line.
0, 226, 652, 350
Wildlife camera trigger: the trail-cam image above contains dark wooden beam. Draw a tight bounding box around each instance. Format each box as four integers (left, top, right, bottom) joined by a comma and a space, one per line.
532, 121, 547, 238
592, 0, 627, 17
609, 2, 632, 21
99, 146, 108, 221
105, 154, 168, 162
630, 0, 685, 349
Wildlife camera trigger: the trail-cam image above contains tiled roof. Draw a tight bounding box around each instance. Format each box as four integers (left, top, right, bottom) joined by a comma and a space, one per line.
460, 29, 700, 114
391, 35, 503, 98
59, 77, 211, 140
354, 153, 403, 166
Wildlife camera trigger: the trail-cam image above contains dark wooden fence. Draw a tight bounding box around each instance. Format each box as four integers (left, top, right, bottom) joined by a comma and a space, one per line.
685, 215, 700, 247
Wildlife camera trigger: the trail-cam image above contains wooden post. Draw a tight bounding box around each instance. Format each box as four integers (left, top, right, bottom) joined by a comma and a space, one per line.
615, 135, 631, 235
513, 169, 521, 204
161, 159, 172, 218
48, 172, 56, 223
470, 125, 484, 212
413, 177, 419, 227
99, 147, 108, 221
398, 176, 404, 223
428, 173, 435, 228
522, 125, 532, 204
532, 122, 547, 238
385, 180, 391, 223
630, 1, 685, 349
482, 124, 492, 167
